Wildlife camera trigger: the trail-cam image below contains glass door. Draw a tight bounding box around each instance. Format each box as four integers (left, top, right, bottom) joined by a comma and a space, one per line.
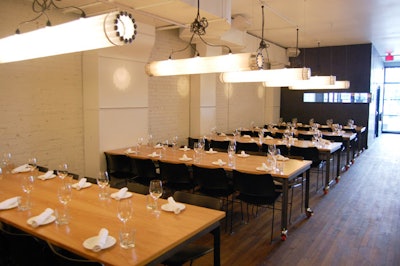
383, 67, 400, 133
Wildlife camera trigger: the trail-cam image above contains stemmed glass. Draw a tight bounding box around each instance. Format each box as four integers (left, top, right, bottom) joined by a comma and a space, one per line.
97, 171, 110, 200
171, 136, 178, 150
149, 180, 163, 213
20, 175, 35, 210
117, 198, 133, 228
57, 163, 68, 182
28, 157, 37, 176
57, 183, 72, 224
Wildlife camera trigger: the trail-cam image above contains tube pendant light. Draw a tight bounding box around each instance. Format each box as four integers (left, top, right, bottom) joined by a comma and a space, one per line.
0, 11, 137, 64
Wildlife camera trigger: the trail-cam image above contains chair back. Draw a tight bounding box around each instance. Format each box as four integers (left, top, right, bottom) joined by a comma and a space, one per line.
159, 161, 192, 185
133, 158, 158, 184
289, 146, 320, 166
261, 144, 289, 156
127, 182, 149, 195
233, 170, 277, 197
297, 133, 313, 141
236, 142, 260, 153
240, 130, 258, 137
187, 137, 199, 149
210, 140, 230, 151
322, 135, 344, 143
104, 153, 137, 179
173, 191, 222, 210
192, 165, 230, 191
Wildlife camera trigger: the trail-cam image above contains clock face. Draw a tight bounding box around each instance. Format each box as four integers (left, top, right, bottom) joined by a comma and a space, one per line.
114, 11, 137, 44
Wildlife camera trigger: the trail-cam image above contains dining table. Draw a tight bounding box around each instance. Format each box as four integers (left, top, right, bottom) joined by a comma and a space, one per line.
107, 145, 313, 241
205, 134, 343, 194
0, 169, 225, 265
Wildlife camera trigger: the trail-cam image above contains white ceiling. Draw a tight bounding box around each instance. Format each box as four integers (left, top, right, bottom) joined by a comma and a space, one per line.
29, 0, 400, 62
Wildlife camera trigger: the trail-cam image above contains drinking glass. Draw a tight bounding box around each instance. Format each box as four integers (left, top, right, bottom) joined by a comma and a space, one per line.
172, 136, 178, 150
57, 183, 72, 224
57, 163, 68, 181
20, 175, 35, 210
117, 198, 133, 228
149, 180, 163, 212
28, 157, 37, 171
268, 144, 277, 156
97, 171, 110, 200
193, 142, 201, 163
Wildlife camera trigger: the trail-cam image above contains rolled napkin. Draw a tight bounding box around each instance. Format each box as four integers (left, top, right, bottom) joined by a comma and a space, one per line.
115, 187, 128, 200
76, 178, 87, 190
38, 170, 54, 180
167, 196, 181, 214
30, 208, 54, 228
92, 228, 109, 252
11, 164, 32, 174
261, 163, 270, 171
0, 196, 20, 210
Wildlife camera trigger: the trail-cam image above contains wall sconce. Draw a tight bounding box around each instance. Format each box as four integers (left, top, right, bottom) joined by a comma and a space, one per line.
0, 11, 137, 64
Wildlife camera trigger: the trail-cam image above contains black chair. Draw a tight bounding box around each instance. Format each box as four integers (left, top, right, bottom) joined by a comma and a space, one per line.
297, 133, 313, 141
158, 161, 195, 195
232, 170, 281, 242
132, 158, 158, 186
261, 144, 289, 156
127, 182, 149, 195
162, 191, 222, 266
187, 137, 199, 149
192, 165, 234, 233
235, 142, 260, 153
36, 165, 48, 172
289, 146, 325, 191
274, 132, 284, 139
209, 140, 230, 152
104, 153, 137, 188
240, 130, 258, 137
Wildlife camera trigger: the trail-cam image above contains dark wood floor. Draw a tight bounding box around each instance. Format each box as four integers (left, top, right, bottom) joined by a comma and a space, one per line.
192, 133, 400, 266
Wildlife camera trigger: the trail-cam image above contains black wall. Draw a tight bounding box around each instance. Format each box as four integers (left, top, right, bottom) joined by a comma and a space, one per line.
282, 43, 372, 127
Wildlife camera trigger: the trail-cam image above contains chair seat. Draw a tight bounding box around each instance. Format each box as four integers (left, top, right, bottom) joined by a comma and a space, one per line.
163, 244, 214, 266
237, 192, 281, 206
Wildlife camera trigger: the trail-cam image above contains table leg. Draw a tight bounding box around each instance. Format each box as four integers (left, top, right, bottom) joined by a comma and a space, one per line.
324, 153, 331, 194
281, 178, 289, 241
305, 169, 313, 218
212, 226, 221, 266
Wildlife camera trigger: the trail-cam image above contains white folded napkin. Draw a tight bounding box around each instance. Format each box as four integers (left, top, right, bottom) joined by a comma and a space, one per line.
125, 148, 137, 154
180, 154, 191, 160
243, 135, 251, 138
148, 152, 158, 157
38, 170, 54, 180
92, 228, 109, 252
266, 135, 273, 139
241, 151, 247, 156
11, 164, 32, 174
30, 208, 54, 228
213, 159, 225, 166
0, 196, 20, 210
167, 197, 181, 214
261, 163, 270, 171
115, 187, 128, 200
209, 148, 214, 152
76, 178, 87, 190
276, 155, 289, 161
154, 144, 163, 148
219, 132, 226, 136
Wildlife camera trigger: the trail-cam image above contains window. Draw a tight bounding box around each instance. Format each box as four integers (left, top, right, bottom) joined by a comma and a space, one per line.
383, 67, 400, 133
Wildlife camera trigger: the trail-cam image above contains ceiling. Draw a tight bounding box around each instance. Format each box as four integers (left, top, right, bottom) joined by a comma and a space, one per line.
28, 0, 400, 62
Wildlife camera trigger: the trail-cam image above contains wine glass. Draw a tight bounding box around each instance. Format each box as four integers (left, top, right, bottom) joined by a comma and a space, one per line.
57, 163, 68, 181
268, 144, 277, 156
28, 157, 37, 175
20, 175, 35, 210
172, 136, 178, 150
97, 171, 110, 200
149, 180, 163, 212
117, 198, 133, 228
57, 183, 72, 224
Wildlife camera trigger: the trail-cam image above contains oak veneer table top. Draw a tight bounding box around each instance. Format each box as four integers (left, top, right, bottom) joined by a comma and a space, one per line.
0, 172, 225, 266
108, 146, 312, 180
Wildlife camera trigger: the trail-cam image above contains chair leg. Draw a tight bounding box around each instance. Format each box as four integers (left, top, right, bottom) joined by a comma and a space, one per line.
270, 203, 275, 243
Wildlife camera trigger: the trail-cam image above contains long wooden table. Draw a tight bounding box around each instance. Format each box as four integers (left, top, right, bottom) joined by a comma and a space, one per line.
107, 145, 313, 240
207, 135, 343, 194
0, 171, 225, 265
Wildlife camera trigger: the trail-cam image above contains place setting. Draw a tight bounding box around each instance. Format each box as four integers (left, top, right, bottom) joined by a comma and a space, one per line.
27, 208, 56, 228
0, 196, 20, 210
110, 187, 132, 200
37, 170, 56, 181
83, 228, 116, 252
71, 177, 92, 190
179, 154, 192, 161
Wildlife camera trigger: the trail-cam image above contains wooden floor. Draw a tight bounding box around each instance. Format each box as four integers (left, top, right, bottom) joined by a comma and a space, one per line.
192, 133, 400, 266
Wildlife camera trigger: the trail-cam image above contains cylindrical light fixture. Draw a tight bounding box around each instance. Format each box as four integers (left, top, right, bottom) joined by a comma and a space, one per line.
219, 67, 311, 86
288, 75, 336, 90
0, 11, 137, 64
145, 53, 253, 76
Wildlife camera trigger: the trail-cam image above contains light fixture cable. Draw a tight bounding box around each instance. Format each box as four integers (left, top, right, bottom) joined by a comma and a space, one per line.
15, 0, 86, 34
